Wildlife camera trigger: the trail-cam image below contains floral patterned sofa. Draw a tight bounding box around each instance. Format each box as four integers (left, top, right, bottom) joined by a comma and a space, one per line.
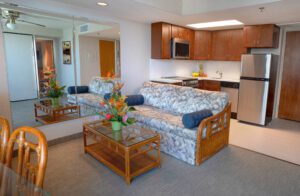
68, 77, 120, 116
128, 82, 231, 165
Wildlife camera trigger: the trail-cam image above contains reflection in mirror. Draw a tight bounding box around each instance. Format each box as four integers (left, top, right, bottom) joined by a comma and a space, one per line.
1, 7, 78, 128
67, 19, 121, 118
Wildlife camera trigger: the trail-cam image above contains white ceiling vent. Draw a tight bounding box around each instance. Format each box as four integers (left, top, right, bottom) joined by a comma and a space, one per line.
80, 24, 89, 33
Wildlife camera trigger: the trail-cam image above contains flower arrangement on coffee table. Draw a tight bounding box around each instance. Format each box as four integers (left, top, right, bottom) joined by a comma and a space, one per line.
100, 73, 136, 131
44, 69, 66, 107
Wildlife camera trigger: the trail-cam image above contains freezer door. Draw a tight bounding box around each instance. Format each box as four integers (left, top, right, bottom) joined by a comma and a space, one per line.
237, 79, 269, 125
241, 54, 272, 79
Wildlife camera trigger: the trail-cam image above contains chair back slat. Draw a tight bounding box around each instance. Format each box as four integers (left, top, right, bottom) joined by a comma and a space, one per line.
6, 126, 48, 188
0, 116, 10, 163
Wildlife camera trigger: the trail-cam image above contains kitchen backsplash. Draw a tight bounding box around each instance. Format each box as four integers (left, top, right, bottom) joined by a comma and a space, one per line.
149, 59, 241, 80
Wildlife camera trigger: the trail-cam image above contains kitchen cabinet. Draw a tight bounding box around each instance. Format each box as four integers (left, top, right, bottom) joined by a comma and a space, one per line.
171, 25, 195, 59
151, 22, 172, 59
211, 29, 246, 61
243, 24, 280, 48
194, 31, 212, 60
198, 80, 221, 91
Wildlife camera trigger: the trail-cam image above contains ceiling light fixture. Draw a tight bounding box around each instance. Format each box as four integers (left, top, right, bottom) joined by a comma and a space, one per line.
187, 20, 243, 29
6, 17, 17, 30
97, 2, 109, 6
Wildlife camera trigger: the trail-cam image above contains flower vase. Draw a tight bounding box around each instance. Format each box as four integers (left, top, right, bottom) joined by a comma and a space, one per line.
51, 97, 60, 107
112, 130, 122, 141
111, 121, 122, 131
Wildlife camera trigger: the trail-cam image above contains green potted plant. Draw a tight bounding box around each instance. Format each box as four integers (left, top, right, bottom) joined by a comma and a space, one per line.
100, 73, 135, 131
44, 69, 65, 107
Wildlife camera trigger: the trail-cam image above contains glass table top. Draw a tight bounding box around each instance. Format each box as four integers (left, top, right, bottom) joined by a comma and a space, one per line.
84, 120, 158, 147
0, 163, 50, 195
35, 99, 77, 109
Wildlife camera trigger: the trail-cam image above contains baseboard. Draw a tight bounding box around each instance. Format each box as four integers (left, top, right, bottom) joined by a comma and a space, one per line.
47, 132, 83, 147
12, 132, 83, 157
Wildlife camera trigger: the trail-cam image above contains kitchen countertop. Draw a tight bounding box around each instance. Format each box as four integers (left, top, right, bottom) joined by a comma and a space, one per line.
150, 78, 182, 84
197, 77, 240, 83
151, 77, 240, 84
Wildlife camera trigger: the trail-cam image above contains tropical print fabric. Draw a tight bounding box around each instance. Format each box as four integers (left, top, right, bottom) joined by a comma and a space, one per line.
67, 77, 120, 116
128, 82, 229, 165
140, 82, 228, 115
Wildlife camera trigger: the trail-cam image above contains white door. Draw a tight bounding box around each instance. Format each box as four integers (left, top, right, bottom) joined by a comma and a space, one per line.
3, 33, 38, 101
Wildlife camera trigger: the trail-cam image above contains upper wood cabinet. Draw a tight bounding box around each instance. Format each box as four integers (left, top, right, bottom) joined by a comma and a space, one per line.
151, 22, 172, 59
227, 29, 247, 61
211, 29, 246, 61
171, 25, 195, 59
243, 24, 280, 48
194, 31, 212, 60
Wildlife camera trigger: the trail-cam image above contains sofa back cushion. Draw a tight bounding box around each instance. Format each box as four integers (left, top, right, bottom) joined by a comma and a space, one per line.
88, 77, 120, 96
139, 82, 229, 115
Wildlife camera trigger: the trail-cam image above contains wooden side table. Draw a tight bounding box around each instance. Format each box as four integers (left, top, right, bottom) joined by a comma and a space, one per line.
83, 120, 160, 185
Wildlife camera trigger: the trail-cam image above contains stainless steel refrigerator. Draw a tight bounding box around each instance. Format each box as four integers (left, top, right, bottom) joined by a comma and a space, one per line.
237, 54, 278, 125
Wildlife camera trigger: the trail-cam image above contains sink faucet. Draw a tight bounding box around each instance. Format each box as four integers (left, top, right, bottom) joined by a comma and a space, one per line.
216, 70, 223, 79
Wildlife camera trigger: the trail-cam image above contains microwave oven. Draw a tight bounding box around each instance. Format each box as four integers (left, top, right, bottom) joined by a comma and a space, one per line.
172, 38, 190, 59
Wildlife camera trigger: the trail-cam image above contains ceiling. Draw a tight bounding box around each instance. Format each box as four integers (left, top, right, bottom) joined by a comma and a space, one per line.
81, 26, 120, 40
0, 7, 83, 29
44, 0, 300, 29
0, 6, 119, 39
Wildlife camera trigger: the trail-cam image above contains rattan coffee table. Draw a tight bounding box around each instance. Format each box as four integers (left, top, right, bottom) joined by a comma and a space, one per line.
34, 99, 80, 124
83, 120, 161, 185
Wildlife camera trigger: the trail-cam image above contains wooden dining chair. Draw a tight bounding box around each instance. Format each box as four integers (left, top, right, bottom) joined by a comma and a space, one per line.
5, 126, 48, 188
0, 116, 10, 163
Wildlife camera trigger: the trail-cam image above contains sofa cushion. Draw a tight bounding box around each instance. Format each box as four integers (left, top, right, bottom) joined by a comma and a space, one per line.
139, 82, 229, 115
128, 105, 207, 141
182, 110, 213, 129
67, 93, 104, 108
88, 77, 120, 95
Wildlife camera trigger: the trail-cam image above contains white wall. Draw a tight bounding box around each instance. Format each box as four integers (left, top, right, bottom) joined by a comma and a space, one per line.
150, 59, 198, 78
150, 59, 241, 80
78, 36, 100, 85
120, 20, 151, 94
56, 28, 76, 89
201, 61, 241, 80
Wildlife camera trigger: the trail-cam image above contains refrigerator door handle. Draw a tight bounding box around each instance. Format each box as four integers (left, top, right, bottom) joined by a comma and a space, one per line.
240, 76, 270, 81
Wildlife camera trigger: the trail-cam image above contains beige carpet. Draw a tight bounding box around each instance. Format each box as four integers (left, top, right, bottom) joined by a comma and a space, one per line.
43, 138, 300, 196
230, 118, 300, 165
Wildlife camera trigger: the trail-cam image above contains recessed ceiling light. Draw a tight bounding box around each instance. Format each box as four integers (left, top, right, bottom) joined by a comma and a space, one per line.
187, 20, 243, 29
97, 2, 109, 6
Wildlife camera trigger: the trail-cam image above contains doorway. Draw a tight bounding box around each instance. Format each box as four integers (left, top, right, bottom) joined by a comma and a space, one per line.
35, 39, 55, 97
278, 31, 300, 121
99, 40, 115, 76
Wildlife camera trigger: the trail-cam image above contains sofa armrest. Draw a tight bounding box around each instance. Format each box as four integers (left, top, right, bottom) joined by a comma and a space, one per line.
195, 102, 231, 165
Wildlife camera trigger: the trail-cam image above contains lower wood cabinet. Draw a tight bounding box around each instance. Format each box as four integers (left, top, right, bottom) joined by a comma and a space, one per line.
198, 80, 221, 91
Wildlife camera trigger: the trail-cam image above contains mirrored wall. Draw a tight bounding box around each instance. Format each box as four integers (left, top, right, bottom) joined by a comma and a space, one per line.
0, 5, 120, 128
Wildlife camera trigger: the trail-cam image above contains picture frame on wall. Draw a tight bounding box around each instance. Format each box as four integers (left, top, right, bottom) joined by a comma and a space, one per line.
62, 41, 71, 64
